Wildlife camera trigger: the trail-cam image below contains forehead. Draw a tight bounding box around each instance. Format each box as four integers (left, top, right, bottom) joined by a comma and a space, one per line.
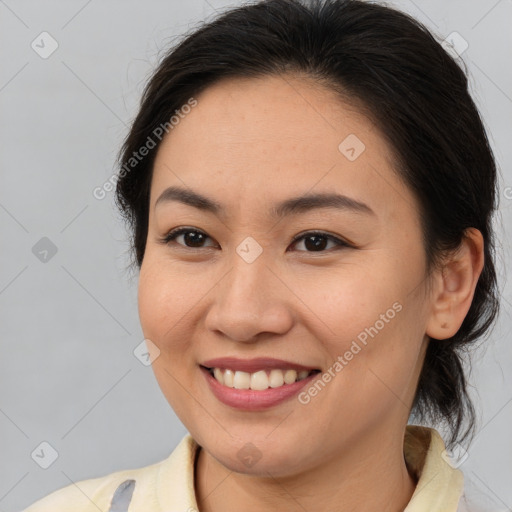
150, 74, 414, 223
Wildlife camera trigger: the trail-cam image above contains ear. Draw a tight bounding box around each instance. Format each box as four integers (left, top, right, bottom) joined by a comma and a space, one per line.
426, 228, 485, 340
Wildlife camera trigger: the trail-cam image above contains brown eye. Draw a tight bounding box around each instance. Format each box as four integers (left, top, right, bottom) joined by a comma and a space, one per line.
290, 231, 350, 252
162, 228, 216, 248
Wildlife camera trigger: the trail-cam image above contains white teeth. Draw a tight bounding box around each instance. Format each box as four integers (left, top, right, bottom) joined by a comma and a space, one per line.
269, 369, 284, 388
210, 367, 315, 390
284, 369, 297, 384
233, 371, 250, 389
213, 368, 224, 385
223, 369, 234, 387
250, 370, 269, 391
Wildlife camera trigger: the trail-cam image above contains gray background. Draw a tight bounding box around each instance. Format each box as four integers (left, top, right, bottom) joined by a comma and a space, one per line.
0, 1, 511, 511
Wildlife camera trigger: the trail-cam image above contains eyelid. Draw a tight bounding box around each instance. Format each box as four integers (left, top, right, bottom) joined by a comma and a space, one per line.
160, 226, 353, 252
160, 226, 218, 247
288, 230, 352, 251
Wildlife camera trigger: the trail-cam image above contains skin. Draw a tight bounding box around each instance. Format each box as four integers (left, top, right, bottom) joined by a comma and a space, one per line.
138, 73, 484, 512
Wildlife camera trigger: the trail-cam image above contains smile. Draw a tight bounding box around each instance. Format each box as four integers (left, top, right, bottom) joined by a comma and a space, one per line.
199, 357, 322, 410
205, 367, 318, 390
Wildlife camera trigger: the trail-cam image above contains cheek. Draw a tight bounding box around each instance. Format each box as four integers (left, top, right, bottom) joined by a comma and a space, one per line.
329, 310, 424, 436
291, 259, 403, 345
137, 257, 203, 399
138, 255, 206, 345
295, 259, 426, 410
137, 255, 204, 417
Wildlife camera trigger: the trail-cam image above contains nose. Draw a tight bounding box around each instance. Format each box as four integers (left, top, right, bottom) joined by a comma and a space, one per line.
204, 255, 294, 343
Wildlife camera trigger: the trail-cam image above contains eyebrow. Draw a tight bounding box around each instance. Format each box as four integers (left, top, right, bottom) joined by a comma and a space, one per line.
154, 185, 375, 218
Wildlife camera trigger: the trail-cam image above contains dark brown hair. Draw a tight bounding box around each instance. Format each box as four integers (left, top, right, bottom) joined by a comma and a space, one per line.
115, 0, 499, 448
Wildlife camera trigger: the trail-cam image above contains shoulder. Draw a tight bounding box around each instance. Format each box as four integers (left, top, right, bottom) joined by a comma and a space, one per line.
22, 434, 197, 512
22, 462, 160, 512
404, 425, 464, 511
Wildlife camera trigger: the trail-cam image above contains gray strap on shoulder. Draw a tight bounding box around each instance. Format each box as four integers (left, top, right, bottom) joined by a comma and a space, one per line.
108, 479, 136, 512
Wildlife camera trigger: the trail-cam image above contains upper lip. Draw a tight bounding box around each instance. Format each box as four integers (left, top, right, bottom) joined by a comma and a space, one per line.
200, 357, 320, 373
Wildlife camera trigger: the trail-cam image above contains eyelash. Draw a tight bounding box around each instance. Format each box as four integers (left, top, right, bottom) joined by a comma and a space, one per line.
159, 227, 352, 253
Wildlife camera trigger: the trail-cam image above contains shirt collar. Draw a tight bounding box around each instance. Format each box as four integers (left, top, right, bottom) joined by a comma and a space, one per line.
156, 425, 464, 511
404, 426, 464, 511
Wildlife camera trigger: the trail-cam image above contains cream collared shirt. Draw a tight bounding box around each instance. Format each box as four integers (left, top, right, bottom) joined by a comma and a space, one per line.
24, 425, 465, 512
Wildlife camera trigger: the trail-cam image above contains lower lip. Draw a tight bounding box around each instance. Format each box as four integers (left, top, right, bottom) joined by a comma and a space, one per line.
200, 366, 319, 411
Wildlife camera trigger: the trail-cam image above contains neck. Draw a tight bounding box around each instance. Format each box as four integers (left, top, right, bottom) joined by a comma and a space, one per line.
194, 426, 417, 512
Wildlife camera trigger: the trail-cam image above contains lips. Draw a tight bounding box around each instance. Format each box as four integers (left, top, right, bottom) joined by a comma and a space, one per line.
199, 357, 322, 410
200, 357, 319, 373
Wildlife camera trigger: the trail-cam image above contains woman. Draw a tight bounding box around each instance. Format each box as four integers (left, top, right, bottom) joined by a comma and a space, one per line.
24, 0, 500, 510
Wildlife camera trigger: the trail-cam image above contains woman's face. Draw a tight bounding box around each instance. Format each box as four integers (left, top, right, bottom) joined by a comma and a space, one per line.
138, 74, 433, 475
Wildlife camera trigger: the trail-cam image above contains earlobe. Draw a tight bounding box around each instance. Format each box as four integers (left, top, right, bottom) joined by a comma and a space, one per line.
426, 228, 484, 340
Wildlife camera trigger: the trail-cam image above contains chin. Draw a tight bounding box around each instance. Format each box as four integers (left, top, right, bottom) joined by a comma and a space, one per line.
205, 434, 315, 477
